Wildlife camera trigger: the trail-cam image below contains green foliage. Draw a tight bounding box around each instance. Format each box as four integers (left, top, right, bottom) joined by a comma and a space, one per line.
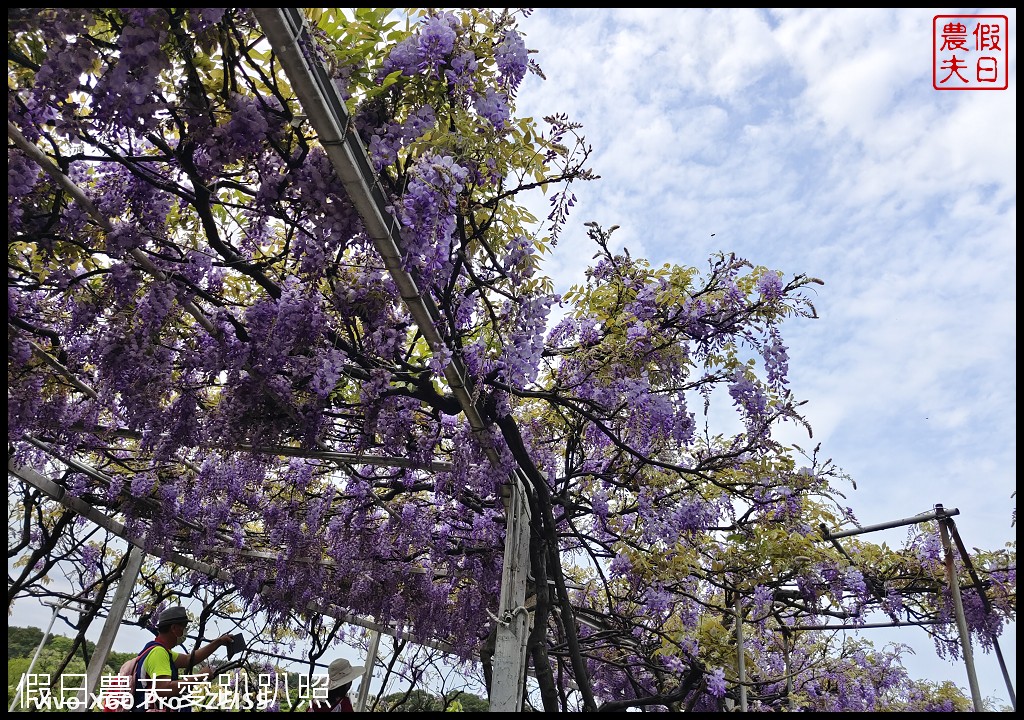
7, 626, 45, 660
8, 657, 31, 709
381, 687, 443, 711
379, 687, 488, 712
311, 8, 408, 105
7, 641, 87, 712
6, 625, 132, 673
6, 626, 310, 713
444, 690, 489, 712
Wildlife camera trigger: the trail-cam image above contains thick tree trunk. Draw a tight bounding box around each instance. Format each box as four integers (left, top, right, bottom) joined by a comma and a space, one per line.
527, 523, 559, 712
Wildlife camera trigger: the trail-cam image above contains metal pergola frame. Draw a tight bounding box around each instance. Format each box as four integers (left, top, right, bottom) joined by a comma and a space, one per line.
729, 505, 1016, 712
10, 458, 485, 711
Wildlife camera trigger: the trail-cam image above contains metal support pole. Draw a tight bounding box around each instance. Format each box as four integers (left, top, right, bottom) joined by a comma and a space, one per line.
948, 520, 1016, 711
10, 600, 67, 711
734, 593, 747, 712
74, 544, 145, 711
937, 506, 983, 712
355, 630, 380, 712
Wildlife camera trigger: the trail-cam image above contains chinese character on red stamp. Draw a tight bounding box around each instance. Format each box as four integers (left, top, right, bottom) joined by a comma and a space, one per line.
933, 15, 1009, 90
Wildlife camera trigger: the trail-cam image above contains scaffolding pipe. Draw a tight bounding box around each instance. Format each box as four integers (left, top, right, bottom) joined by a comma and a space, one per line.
936, 506, 983, 712
948, 520, 1016, 710
821, 507, 958, 540
489, 476, 532, 712
784, 619, 948, 631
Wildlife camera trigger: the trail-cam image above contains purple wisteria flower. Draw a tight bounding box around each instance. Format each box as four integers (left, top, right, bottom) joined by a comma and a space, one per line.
473, 87, 510, 129
7, 150, 40, 196
445, 50, 478, 89
706, 667, 727, 698
757, 270, 785, 301
417, 13, 457, 73
494, 28, 528, 88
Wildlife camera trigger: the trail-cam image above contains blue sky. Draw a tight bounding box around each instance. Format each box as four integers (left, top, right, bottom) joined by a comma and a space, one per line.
514, 7, 1016, 706
9, 7, 1015, 710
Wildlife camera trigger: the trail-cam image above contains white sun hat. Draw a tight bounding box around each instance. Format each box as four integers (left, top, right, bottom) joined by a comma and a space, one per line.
327, 657, 364, 692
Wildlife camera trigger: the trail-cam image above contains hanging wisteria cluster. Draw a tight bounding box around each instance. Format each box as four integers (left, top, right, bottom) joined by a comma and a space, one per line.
7, 8, 1014, 712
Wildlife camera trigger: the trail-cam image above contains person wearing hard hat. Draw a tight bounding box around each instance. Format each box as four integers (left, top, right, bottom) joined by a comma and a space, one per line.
135, 604, 234, 711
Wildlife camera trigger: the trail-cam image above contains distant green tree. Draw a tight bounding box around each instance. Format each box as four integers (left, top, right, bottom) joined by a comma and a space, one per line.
7, 627, 44, 659
442, 690, 488, 712
379, 687, 489, 713
7, 626, 142, 712
8, 657, 32, 709
381, 688, 441, 712
7, 647, 85, 712
105, 649, 135, 674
